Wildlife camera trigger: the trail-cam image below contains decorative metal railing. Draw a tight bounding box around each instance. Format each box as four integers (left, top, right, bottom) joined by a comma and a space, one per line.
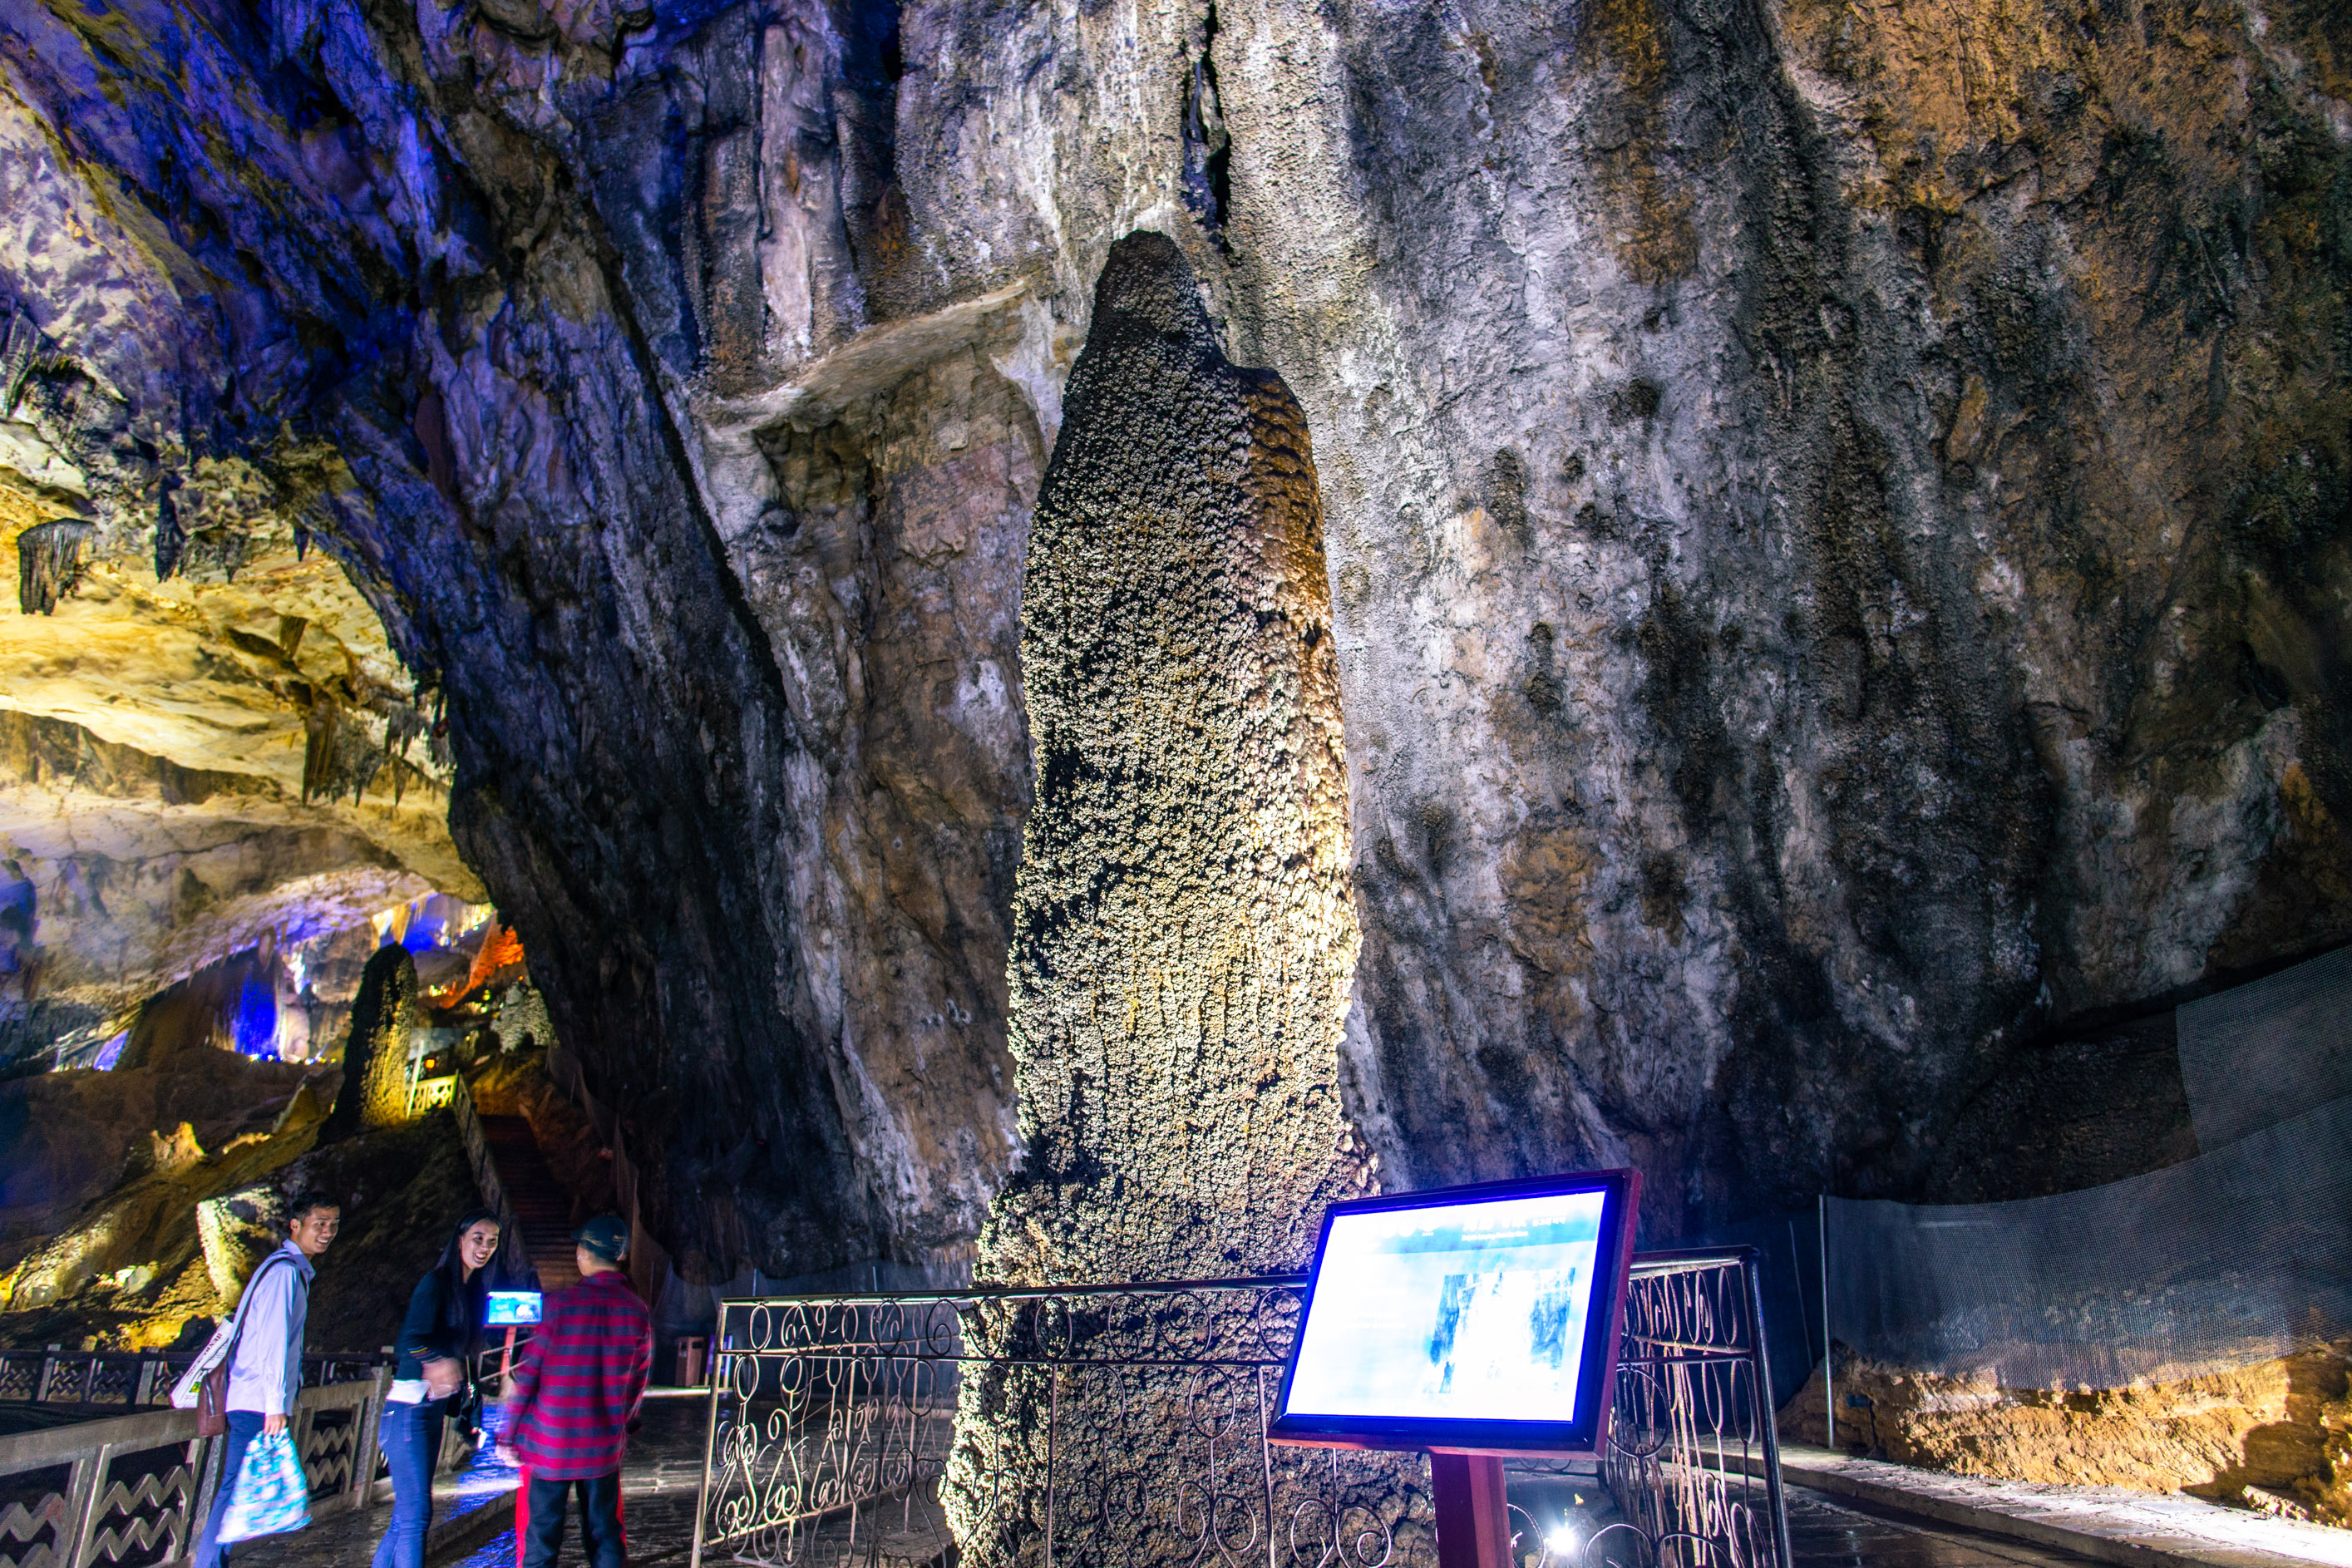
0, 1352, 391, 1413
689, 1251, 1789, 1568
1595, 1250, 1793, 1568
0, 1372, 391, 1568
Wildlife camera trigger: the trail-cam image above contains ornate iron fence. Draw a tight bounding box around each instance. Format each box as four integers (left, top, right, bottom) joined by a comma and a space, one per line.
690, 1251, 1789, 1568
1595, 1250, 1792, 1568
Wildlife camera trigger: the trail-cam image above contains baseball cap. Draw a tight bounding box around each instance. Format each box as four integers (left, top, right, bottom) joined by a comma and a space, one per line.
572, 1215, 630, 1261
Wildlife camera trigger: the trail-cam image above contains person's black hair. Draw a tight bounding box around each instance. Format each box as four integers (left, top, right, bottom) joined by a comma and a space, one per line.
437, 1208, 503, 1354
284, 1189, 339, 1227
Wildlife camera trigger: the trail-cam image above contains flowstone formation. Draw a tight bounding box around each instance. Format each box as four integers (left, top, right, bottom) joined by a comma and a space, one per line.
946, 233, 1413, 1568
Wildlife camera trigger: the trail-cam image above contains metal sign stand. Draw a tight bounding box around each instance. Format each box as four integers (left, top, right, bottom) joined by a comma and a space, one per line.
1428, 1452, 1512, 1568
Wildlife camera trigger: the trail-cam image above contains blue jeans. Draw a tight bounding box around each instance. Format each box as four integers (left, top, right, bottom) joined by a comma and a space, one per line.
369, 1398, 446, 1568
193, 1412, 266, 1568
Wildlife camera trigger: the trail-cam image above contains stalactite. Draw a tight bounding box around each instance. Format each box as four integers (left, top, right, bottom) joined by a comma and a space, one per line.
153, 486, 184, 581
0, 311, 38, 416
383, 704, 427, 757
17, 520, 96, 615
381, 705, 429, 806
301, 698, 387, 805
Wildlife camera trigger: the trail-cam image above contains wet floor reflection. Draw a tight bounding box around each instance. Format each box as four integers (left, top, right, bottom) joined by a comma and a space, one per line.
1788, 1488, 2109, 1568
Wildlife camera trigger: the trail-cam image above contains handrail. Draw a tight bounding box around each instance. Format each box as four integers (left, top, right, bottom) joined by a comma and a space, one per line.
0, 1350, 392, 1411
0, 1370, 392, 1568
446, 1072, 532, 1281
713, 1272, 1312, 1309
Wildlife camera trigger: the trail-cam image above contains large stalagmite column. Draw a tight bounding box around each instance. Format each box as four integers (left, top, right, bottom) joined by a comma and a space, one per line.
324, 944, 422, 1136
946, 233, 1408, 1568
980, 230, 1371, 1287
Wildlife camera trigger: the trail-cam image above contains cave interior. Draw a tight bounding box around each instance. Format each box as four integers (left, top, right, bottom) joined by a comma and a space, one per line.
0, 0, 2348, 1521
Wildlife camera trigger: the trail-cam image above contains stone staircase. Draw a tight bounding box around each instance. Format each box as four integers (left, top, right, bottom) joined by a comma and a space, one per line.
477, 1115, 580, 1291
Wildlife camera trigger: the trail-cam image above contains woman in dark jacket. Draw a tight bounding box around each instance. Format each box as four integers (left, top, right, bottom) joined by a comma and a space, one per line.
371, 1209, 502, 1568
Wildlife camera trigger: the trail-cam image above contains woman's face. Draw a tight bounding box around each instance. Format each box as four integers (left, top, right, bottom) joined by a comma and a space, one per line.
458, 1220, 500, 1275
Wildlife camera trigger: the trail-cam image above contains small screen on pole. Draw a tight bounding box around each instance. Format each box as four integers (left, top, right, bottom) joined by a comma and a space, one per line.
486, 1290, 544, 1326
1270, 1169, 1639, 1454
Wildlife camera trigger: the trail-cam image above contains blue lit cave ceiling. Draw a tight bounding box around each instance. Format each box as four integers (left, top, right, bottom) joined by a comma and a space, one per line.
0, 0, 2345, 1281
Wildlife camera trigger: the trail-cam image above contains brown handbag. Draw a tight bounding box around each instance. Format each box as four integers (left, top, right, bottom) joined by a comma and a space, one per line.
196, 1360, 231, 1437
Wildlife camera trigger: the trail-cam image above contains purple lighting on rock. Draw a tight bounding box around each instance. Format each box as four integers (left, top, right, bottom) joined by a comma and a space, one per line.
233, 972, 279, 1058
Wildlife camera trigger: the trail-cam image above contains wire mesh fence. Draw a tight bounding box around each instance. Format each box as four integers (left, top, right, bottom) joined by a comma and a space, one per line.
1821, 945, 2352, 1393
1825, 1095, 2352, 1390
2176, 945, 2352, 1151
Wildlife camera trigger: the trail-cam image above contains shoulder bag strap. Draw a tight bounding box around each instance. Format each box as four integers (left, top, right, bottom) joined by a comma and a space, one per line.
223, 1252, 298, 1363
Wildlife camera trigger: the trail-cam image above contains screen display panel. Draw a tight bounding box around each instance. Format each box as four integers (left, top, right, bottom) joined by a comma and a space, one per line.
1270, 1169, 1638, 1453
486, 1290, 544, 1327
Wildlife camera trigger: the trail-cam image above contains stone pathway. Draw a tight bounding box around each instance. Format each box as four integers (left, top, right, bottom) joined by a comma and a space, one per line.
1787, 1487, 2113, 1568
219, 1412, 2352, 1568
1768, 1445, 2352, 1568
226, 1393, 713, 1568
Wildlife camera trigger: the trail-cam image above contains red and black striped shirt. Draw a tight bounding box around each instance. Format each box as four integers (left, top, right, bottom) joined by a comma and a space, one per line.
505, 1270, 653, 1479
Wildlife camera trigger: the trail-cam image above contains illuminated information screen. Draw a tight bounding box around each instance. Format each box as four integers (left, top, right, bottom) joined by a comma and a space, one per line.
1271, 1171, 1635, 1452
486, 1290, 544, 1327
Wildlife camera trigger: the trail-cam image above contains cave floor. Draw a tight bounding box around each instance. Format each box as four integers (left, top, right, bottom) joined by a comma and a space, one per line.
216, 1405, 2286, 1568
223, 1393, 712, 1568
1787, 1487, 2109, 1568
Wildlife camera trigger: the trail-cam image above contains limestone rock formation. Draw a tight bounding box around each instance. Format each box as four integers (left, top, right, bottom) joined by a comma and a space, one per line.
0, 499, 475, 1057
950, 238, 1412, 1566
195, 1184, 287, 1304
326, 944, 423, 1134
0, 685, 452, 1063
0, 0, 2345, 1287
980, 232, 1369, 1285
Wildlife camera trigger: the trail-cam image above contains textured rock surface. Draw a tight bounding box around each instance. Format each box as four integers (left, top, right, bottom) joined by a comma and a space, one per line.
0, 506, 474, 1048
1276, 0, 2352, 1227
0, 0, 2346, 1280
948, 232, 1408, 1568
0, 712, 439, 1053
324, 943, 422, 1134
1780, 1349, 2352, 1501
980, 231, 1368, 1284
0, 1049, 328, 1262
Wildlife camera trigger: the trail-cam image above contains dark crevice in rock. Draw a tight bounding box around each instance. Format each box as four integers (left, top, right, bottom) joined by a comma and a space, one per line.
1181, 7, 1232, 251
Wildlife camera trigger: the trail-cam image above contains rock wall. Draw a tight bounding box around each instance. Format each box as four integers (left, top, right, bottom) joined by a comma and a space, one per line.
1779, 1349, 2352, 1506
0, 0, 2345, 1280
0, 711, 435, 1053
1258, 0, 2352, 1226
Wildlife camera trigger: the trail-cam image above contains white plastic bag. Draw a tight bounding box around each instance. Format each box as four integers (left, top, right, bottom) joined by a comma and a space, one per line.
168, 1319, 237, 1410
170, 1255, 293, 1410
218, 1431, 310, 1543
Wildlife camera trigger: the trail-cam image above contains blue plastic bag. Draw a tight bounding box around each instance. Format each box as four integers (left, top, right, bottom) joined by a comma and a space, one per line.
218, 1430, 311, 1543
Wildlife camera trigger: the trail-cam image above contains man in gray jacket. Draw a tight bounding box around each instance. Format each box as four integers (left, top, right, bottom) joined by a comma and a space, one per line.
193, 1189, 340, 1568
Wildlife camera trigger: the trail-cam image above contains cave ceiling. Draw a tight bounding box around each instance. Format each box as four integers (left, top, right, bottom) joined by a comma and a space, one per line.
0, 0, 2346, 1280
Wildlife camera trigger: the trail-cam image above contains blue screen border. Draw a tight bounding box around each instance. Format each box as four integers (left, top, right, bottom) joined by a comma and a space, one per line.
1267, 1167, 1641, 1457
